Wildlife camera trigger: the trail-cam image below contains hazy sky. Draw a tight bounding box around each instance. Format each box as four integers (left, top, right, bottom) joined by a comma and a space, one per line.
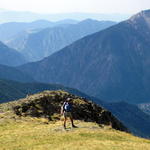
0, 0, 150, 14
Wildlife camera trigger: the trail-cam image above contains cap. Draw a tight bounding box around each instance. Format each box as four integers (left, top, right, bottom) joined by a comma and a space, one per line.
67, 98, 72, 101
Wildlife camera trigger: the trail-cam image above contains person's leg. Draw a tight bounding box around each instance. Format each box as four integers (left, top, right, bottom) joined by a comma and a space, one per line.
69, 113, 76, 127
63, 112, 67, 129
70, 116, 74, 127
63, 116, 67, 129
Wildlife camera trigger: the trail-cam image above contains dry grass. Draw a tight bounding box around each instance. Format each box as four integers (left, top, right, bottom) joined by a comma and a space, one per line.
0, 93, 150, 150
0, 116, 150, 150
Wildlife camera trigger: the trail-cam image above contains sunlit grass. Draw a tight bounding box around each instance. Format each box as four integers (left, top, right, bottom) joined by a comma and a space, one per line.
0, 117, 150, 150
0, 92, 149, 150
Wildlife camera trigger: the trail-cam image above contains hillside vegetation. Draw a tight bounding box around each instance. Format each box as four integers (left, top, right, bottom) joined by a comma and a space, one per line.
0, 90, 126, 131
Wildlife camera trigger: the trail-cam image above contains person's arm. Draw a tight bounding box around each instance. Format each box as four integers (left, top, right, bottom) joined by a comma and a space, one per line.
61, 102, 65, 115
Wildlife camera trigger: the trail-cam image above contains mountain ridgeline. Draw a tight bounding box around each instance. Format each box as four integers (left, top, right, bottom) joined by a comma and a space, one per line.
18, 10, 150, 104
0, 20, 70, 42
6, 19, 116, 61
0, 10, 130, 23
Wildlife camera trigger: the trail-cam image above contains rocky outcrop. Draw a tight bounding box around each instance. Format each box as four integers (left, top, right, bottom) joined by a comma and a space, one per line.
13, 90, 128, 132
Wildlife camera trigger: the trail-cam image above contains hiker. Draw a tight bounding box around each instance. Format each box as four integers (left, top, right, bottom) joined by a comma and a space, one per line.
61, 98, 77, 129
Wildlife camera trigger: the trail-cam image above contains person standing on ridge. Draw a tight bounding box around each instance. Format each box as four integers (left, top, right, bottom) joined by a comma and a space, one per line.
61, 98, 77, 129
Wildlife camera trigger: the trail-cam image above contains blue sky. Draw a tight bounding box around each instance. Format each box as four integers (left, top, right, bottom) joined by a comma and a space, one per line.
0, 0, 150, 14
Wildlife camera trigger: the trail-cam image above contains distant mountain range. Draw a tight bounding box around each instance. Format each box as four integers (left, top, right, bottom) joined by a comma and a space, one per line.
0, 10, 131, 23
0, 19, 78, 42
0, 41, 26, 66
6, 19, 116, 61
18, 10, 150, 104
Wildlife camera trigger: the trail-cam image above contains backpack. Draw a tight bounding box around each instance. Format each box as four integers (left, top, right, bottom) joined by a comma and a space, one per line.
63, 102, 72, 112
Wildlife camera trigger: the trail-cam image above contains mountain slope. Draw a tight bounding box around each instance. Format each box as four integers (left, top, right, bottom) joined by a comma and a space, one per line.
0, 41, 26, 66
138, 103, 150, 116
4, 29, 38, 52
0, 79, 98, 104
0, 65, 34, 83
18, 10, 150, 103
8, 20, 116, 61
103, 102, 150, 138
0, 19, 79, 42
0, 120, 149, 150
4, 19, 79, 52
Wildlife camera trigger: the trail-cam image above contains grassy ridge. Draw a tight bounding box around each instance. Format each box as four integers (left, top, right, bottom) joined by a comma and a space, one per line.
0, 116, 150, 150
0, 91, 150, 150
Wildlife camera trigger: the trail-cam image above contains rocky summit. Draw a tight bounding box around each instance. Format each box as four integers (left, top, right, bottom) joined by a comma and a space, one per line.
11, 90, 128, 132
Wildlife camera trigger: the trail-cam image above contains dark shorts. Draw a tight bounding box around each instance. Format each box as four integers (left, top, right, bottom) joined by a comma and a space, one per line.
63, 112, 72, 118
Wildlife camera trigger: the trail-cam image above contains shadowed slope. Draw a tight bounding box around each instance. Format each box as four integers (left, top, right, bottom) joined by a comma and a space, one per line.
18, 10, 150, 103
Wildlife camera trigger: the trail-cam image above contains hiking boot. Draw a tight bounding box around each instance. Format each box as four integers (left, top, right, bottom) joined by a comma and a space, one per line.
72, 125, 78, 128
